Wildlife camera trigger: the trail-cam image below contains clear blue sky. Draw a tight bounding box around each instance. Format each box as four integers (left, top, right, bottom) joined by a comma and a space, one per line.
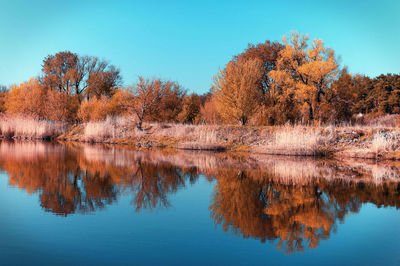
0, 0, 399, 94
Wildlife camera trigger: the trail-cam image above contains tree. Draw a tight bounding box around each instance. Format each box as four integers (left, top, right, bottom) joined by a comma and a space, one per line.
369, 74, 400, 114
199, 95, 222, 124
41, 51, 121, 102
270, 32, 340, 124
0, 85, 8, 113
45, 89, 80, 121
5, 78, 80, 121
41, 51, 78, 94
129, 76, 169, 129
352, 75, 374, 115
233, 40, 283, 96
5, 78, 47, 118
78, 89, 132, 122
86, 65, 122, 100
178, 94, 202, 124
329, 68, 357, 122
212, 58, 264, 125
148, 81, 186, 123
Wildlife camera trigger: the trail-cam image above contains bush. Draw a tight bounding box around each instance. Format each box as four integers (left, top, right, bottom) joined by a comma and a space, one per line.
78, 90, 132, 122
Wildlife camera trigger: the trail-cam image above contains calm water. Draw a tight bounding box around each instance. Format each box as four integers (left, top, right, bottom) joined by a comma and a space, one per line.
0, 141, 400, 265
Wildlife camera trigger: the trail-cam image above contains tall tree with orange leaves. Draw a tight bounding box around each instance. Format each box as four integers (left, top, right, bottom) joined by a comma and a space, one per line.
270, 32, 340, 124
212, 58, 264, 125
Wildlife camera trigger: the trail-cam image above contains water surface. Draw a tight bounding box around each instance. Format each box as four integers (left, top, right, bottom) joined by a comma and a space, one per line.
0, 141, 400, 265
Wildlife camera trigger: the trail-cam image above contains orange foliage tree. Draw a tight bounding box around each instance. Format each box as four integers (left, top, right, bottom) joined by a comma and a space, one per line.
198, 95, 222, 124
178, 94, 202, 124
270, 32, 340, 124
41, 51, 121, 102
129, 76, 184, 129
5, 78, 48, 118
78, 89, 132, 121
212, 58, 264, 125
0, 85, 8, 113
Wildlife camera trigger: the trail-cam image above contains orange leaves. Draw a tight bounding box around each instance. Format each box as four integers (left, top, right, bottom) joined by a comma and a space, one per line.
78, 89, 132, 122
5, 78, 47, 118
270, 31, 340, 123
128, 76, 185, 128
212, 58, 264, 125
5, 78, 80, 121
42, 51, 121, 101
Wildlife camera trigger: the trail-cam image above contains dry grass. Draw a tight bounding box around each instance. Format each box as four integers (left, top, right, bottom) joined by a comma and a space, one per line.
273, 125, 322, 148
83, 116, 147, 142
363, 114, 400, 128
1, 113, 398, 159
0, 115, 66, 139
257, 125, 333, 156
370, 131, 399, 153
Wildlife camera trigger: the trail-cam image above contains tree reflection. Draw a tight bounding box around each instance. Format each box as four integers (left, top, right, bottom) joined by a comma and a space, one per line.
129, 160, 198, 211
0, 140, 400, 254
0, 141, 198, 215
210, 168, 400, 253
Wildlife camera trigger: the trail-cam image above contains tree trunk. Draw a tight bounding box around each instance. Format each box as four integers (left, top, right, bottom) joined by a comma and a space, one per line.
239, 116, 248, 125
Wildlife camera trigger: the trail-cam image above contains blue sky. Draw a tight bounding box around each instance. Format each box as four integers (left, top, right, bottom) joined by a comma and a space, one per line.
0, 0, 399, 94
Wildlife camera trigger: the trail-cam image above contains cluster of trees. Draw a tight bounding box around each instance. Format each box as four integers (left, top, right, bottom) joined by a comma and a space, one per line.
1, 32, 399, 126
212, 32, 400, 125
0, 51, 210, 127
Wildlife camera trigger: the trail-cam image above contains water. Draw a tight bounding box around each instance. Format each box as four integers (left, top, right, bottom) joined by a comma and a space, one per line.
0, 140, 400, 265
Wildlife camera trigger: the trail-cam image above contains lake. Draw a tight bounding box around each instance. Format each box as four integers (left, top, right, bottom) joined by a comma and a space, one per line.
0, 140, 400, 265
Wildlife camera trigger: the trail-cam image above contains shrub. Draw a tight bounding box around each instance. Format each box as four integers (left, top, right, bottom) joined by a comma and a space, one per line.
5, 78, 47, 118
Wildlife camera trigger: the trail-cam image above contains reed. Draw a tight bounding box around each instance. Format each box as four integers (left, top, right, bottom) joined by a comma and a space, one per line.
0, 115, 66, 139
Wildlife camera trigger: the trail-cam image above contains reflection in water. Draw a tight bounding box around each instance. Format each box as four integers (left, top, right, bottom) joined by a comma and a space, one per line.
210, 169, 400, 253
0, 140, 400, 253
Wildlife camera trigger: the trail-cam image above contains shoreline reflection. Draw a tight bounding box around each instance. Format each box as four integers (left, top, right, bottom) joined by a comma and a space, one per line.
1, 140, 399, 253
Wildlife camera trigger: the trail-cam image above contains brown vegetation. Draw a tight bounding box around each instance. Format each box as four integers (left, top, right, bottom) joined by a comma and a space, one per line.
2, 32, 399, 128
0, 32, 399, 158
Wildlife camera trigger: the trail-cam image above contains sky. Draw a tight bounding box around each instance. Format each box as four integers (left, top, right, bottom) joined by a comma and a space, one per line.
0, 0, 399, 94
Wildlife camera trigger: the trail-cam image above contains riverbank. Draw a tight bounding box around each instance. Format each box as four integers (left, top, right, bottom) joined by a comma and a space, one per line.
1, 116, 399, 160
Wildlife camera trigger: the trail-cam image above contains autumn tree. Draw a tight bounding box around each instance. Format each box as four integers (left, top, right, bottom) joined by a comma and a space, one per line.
369, 74, 400, 114
41, 51, 121, 102
5, 78, 79, 121
78, 89, 132, 121
198, 95, 222, 124
45, 90, 80, 121
233, 40, 283, 96
270, 32, 340, 124
129, 76, 170, 129
212, 58, 264, 125
352, 75, 374, 115
5, 78, 48, 118
86, 65, 122, 100
0, 85, 8, 112
212, 41, 282, 125
178, 94, 202, 124
329, 68, 357, 122
148, 82, 186, 123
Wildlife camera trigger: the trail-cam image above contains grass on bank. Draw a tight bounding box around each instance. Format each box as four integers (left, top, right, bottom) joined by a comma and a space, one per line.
0, 114, 399, 158
0, 115, 66, 139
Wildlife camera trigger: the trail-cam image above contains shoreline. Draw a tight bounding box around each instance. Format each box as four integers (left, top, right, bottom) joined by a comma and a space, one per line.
2, 121, 399, 160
